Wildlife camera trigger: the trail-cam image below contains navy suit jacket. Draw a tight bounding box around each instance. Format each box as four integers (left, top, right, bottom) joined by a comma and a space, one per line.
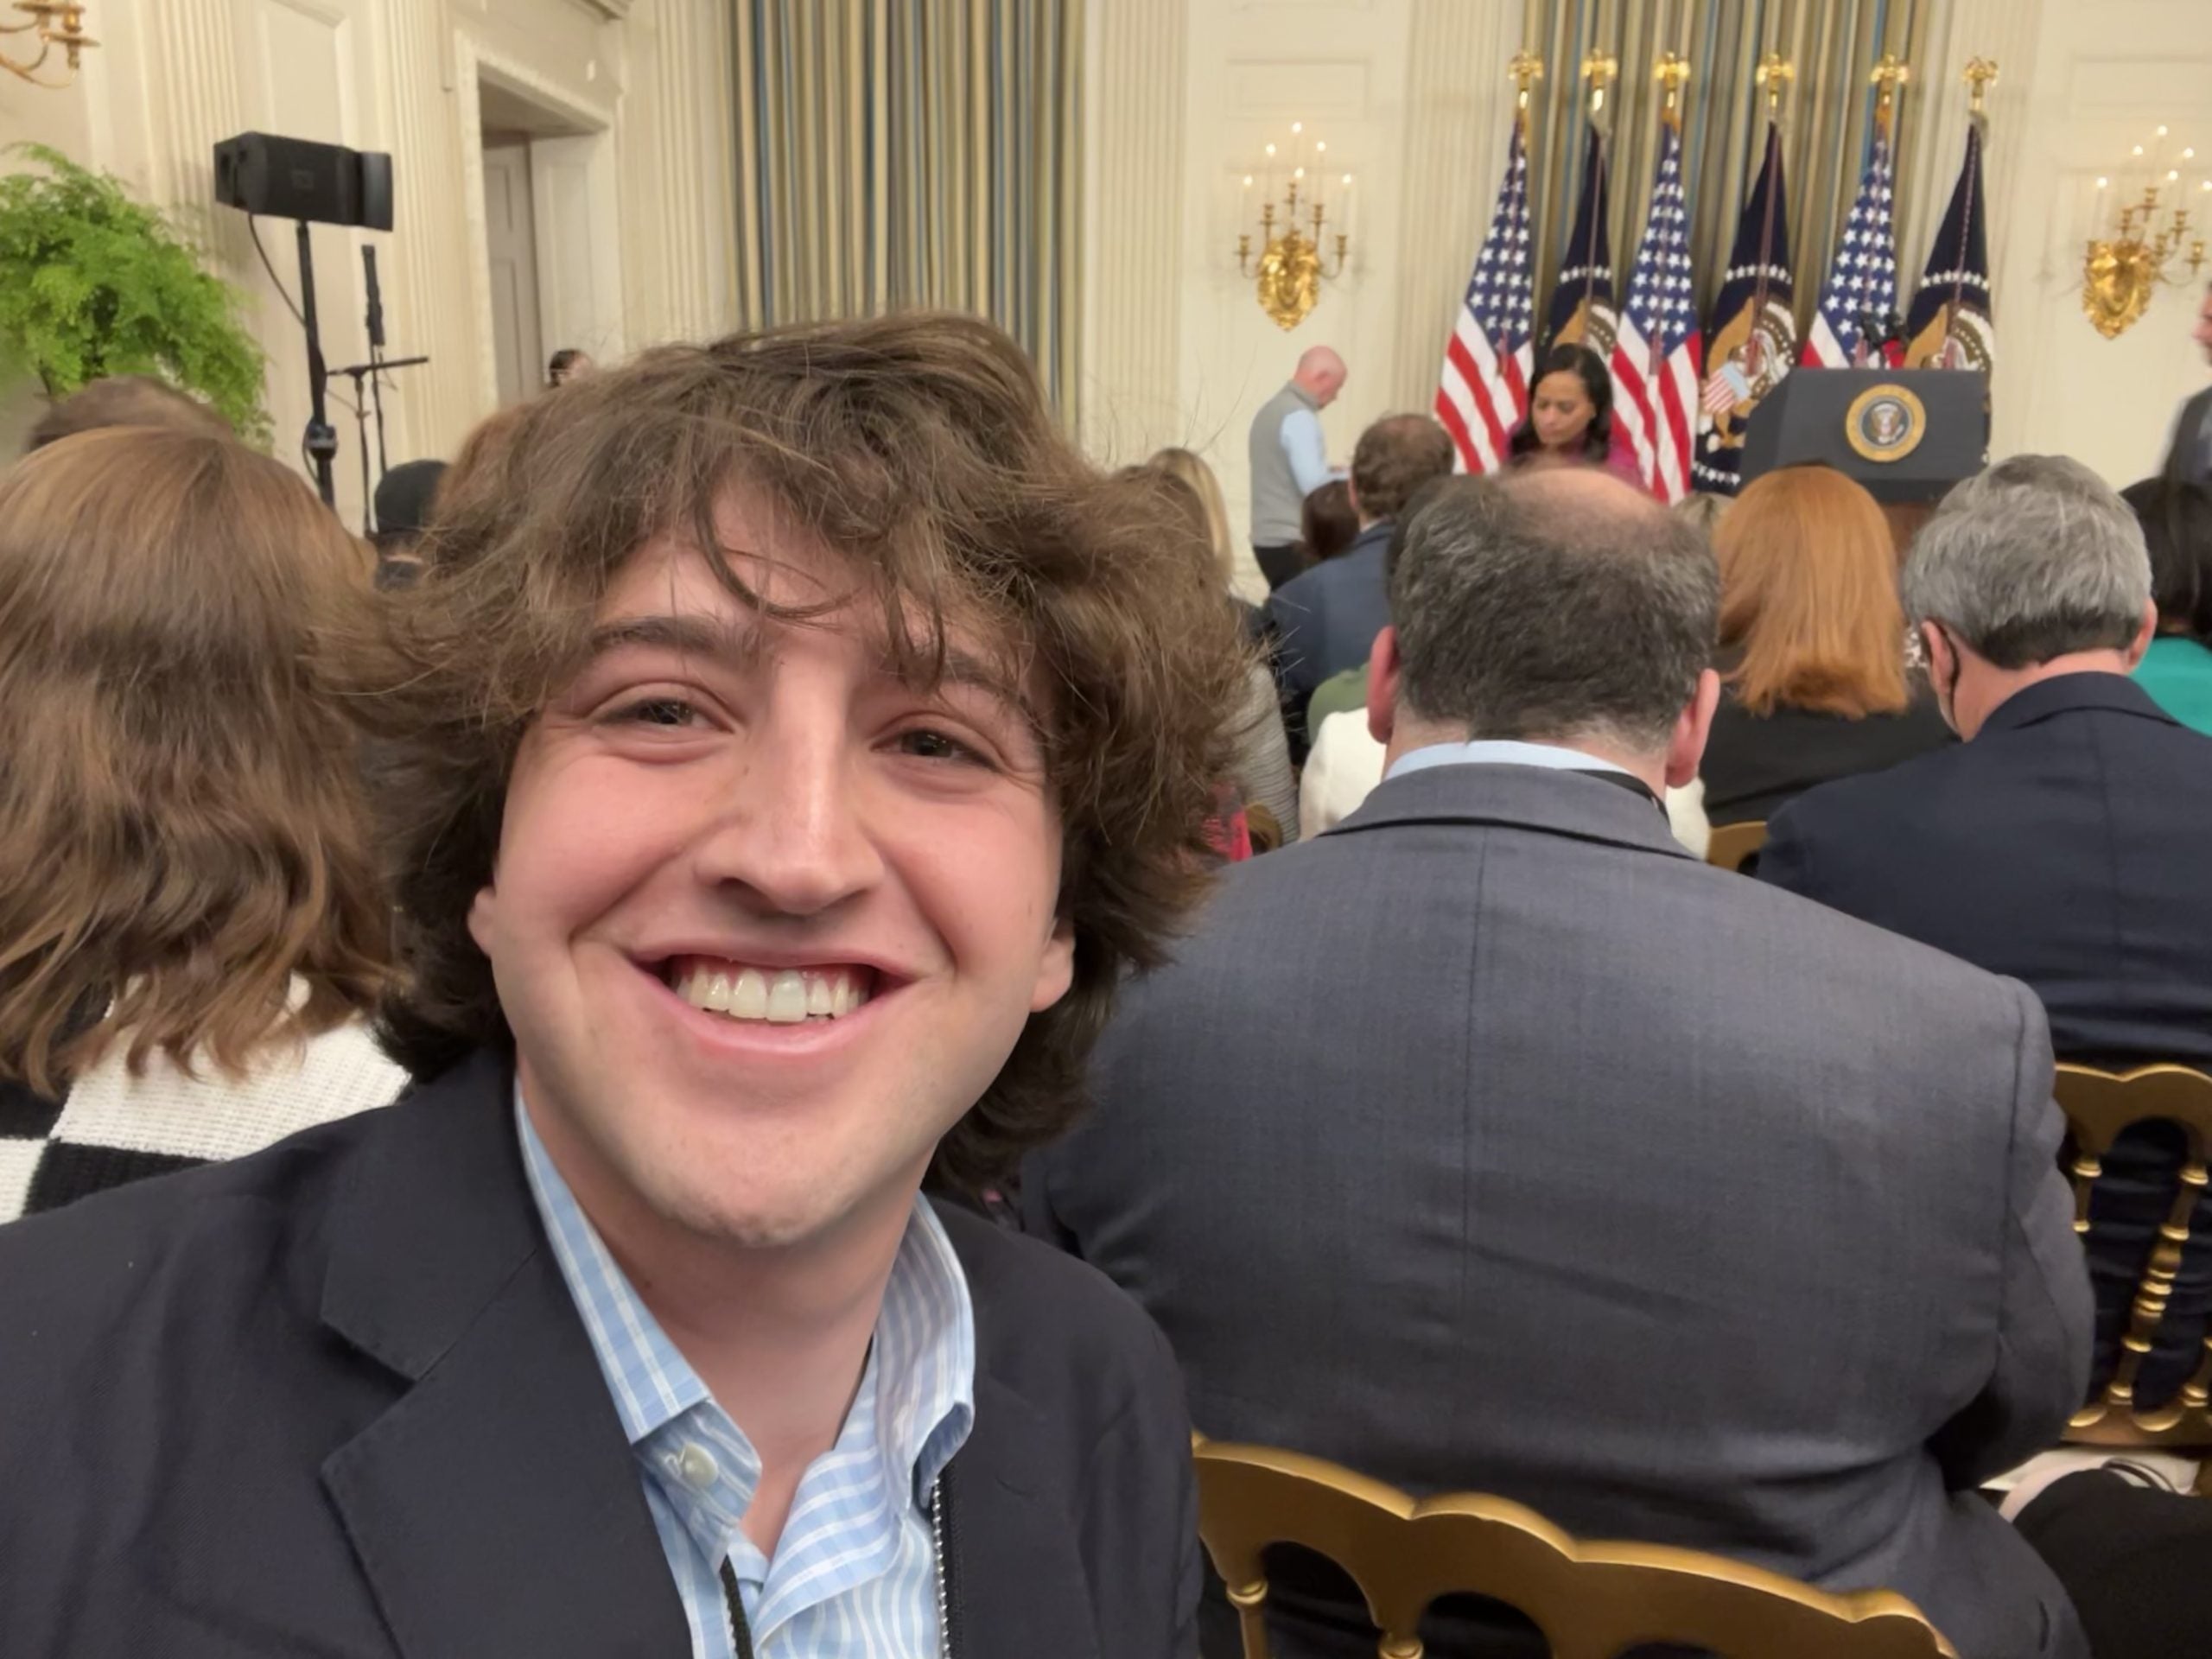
1764, 673, 2212, 1405
2164, 385, 2211, 484
1265, 519, 1393, 747
0, 1052, 1200, 1658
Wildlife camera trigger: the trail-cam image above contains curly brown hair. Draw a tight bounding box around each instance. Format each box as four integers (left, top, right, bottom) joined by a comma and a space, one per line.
0, 429, 391, 1094
361, 313, 1247, 1192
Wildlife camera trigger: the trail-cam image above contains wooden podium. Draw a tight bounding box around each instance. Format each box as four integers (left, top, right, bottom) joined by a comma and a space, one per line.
1739, 370, 1989, 505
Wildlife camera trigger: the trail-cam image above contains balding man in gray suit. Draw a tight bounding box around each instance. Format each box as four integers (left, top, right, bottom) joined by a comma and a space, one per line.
1027, 471, 2093, 1659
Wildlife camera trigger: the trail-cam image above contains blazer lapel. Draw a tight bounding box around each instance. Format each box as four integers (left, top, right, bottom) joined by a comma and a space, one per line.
315, 1055, 690, 1658
944, 1368, 1103, 1659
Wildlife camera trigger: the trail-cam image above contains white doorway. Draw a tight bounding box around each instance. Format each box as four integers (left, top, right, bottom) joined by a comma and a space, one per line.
467, 64, 622, 410
480, 137, 542, 406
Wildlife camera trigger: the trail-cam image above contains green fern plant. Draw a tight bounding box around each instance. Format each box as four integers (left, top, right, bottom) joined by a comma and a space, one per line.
0, 144, 269, 445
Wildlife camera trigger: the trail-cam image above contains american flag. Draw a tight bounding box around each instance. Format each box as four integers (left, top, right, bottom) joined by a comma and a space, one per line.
1802, 130, 1898, 368
1609, 118, 1701, 503
1435, 118, 1535, 474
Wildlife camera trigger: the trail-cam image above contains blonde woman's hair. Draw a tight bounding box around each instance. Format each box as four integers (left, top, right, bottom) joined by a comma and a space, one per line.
1148, 447, 1236, 587
1714, 465, 1910, 718
0, 428, 393, 1095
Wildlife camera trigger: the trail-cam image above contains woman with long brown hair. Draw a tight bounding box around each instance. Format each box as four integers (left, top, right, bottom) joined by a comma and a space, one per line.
0, 429, 404, 1219
1700, 464, 1953, 825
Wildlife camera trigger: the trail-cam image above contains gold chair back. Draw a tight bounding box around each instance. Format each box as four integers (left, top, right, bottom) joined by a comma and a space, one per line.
2055, 1063, 2212, 1446
1246, 802, 1285, 856
1192, 1438, 1955, 1659
1704, 820, 1767, 874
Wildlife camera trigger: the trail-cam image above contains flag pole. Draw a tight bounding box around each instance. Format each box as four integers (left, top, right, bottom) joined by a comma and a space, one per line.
1750, 53, 1795, 372
1580, 50, 1618, 332
1946, 58, 1999, 362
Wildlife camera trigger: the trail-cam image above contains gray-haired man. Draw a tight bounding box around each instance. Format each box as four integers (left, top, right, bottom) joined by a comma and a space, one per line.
1764, 453, 2212, 1421
1033, 468, 2091, 1659
1248, 346, 1346, 590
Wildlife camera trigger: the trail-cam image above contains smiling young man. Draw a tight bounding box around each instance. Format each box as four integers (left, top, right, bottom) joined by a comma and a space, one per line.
0, 316, 1245, 1657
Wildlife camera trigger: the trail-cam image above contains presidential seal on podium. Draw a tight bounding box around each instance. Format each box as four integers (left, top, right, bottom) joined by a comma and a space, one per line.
1845, 384, 1929, 463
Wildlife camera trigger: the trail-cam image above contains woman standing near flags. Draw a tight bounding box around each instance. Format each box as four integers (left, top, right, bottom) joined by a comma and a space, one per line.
1507, 343, 1645, 486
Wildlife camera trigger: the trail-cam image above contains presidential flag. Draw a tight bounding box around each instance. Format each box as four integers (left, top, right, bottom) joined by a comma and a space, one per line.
1436, 117, 1535, 474
1802, 125, 1898, 368
1694, 121, 1796, 495
1904, 118, 1993, 370
1609, 114, 1701, 502
1545, 123, 1618, 353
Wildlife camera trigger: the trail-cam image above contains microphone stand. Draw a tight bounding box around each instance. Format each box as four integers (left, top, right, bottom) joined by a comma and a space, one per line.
331, 355, 429, 536
341, 241, 429, 537
296, 221, 339, 509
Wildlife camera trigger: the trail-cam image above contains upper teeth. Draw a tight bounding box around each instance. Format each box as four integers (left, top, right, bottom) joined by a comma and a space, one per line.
671, 960, 871, 1024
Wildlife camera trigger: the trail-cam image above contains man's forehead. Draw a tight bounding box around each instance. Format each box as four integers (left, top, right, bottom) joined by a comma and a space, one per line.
587, 538, 1034, 702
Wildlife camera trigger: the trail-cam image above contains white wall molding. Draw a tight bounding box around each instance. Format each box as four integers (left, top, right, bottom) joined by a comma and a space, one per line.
0, 0, 734, 488
1079, 0, 1188, 459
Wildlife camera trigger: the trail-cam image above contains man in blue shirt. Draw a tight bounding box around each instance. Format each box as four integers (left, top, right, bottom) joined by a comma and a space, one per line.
1248, 346, 1346, 589
0, 317, 1231, 1658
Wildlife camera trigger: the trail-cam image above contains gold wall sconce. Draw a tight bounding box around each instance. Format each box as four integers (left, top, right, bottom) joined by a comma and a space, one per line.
2082, 126, 2207, 340
2, 2, 96, 88
1233, 122, 1354, 332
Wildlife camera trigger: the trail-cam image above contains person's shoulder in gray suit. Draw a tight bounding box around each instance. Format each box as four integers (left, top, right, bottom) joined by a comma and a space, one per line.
1030, 466, 2094, 1659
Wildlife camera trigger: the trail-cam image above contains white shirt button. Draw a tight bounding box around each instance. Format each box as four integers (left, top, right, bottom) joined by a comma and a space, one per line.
674, 1442, 719, 1491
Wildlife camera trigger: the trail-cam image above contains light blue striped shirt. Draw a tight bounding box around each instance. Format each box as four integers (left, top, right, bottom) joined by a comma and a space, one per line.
1279, 405, 1336, 495
518, 1100, 976, 1657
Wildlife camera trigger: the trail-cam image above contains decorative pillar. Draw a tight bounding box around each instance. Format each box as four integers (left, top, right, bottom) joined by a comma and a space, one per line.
1079, 0, 1185, 455
384, 0, 478, 457
142, 0, 243, 218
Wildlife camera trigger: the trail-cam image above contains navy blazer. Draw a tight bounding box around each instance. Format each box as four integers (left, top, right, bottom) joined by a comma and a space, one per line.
0, 1052, 1200, 1659
1265, 519, 1393, 747
2164, 385, 2212, 485
1764, 672, 2212, 1406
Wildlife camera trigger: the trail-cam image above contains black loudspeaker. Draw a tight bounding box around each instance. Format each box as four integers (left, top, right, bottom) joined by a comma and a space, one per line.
213, 132, 393, 231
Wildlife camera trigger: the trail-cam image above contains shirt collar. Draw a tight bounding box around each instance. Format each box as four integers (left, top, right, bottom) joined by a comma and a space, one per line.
514, 1091, 976, 1508
1384, 737, 1626, 783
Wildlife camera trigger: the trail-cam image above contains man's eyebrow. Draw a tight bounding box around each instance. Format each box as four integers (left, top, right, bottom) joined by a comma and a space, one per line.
878, 639, 1040, 723
584, 613, 766, 667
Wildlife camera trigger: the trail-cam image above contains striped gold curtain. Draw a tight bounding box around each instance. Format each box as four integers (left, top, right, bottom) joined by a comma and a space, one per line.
732, 0, 1083, 418
1522, 0, 1937, 327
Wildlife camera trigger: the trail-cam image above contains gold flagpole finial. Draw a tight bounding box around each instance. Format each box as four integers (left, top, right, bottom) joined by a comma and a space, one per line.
1756, 52, 1796, 119
1962, 57, 1999, 118
1655, 50, 1693, 124
1870, 53, 1910, 140
1580, 49, 1618, 120
1507, 51, 1543, 116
